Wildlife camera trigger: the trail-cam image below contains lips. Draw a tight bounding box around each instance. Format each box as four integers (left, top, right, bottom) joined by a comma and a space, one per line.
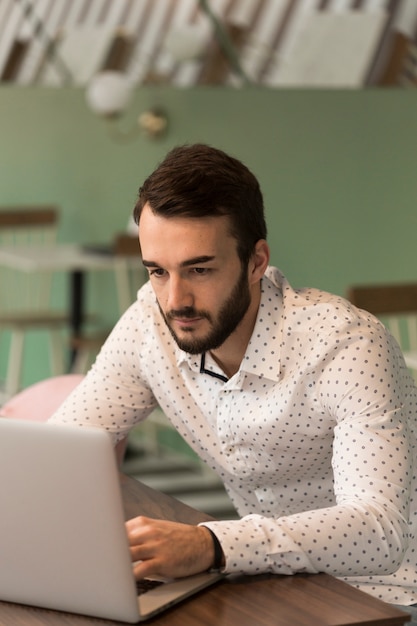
173, 317, 202, 328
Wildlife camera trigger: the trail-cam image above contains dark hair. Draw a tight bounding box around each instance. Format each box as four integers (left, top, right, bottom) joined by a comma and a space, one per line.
133, 143, 267, 265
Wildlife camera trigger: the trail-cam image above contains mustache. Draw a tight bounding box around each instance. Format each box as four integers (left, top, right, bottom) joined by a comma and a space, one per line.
165, 307, 210, 321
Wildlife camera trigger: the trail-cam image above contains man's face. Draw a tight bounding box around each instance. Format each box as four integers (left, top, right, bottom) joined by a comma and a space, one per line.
139, 203, 251, 354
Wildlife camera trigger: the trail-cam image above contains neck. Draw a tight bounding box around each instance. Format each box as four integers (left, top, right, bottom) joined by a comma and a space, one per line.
210, 283, 261, 378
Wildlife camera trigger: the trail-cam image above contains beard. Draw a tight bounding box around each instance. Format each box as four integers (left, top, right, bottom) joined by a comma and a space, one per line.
157, 264, 251, 354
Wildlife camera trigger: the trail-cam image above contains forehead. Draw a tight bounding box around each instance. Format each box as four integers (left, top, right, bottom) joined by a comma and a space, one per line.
139, 204, 237, 261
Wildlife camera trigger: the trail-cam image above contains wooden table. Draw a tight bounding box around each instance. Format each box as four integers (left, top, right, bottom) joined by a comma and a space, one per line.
0, 243, 139, 329
0, 475, 409, 626
0, 244, 142, 365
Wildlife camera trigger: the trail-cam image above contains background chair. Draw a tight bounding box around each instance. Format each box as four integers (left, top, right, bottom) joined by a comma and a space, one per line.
69, 232, 165, 456
0, 206, 68, 398
0, 373, 84, 421
70, 233, 145, 374
347, 282, 417, 381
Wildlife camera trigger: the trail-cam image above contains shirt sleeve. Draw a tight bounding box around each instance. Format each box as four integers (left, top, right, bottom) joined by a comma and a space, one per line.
48, 305, 158, 444
201, 325, 414, 578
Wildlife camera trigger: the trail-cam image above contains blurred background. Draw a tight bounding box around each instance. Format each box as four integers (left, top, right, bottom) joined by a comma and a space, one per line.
1, 0, 417, 515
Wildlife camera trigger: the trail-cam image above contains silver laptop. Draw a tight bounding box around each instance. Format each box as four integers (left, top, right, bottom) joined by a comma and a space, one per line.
0, 418, 223, 622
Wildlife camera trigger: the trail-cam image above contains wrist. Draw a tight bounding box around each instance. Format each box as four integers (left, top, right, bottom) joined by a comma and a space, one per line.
204, 527, 225, 571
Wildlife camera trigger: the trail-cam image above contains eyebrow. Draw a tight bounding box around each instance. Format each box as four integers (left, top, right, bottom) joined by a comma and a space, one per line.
142, 255, 215, 269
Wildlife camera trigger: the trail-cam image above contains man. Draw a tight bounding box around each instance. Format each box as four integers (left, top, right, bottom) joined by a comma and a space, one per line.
50, 144, 417, 614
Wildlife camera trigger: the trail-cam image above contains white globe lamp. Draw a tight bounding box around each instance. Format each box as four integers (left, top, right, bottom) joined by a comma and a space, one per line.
86, 71, 133, 117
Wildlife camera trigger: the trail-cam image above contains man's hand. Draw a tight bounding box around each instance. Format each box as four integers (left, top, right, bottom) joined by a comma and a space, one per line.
125, 516, 216, 579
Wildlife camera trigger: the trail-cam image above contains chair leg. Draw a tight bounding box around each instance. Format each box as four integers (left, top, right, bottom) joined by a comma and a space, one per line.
70, 347, 91, 375
69, 334, 108, 375
6, 329, 25, 397
49, 330, 66, 377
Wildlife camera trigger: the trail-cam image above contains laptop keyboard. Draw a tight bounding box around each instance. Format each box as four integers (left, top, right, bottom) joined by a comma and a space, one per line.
136, 578, 165, 596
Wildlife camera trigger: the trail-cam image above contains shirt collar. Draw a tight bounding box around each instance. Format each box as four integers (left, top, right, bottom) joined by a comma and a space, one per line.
176, 267, 284, 383
240, 269, 283, 382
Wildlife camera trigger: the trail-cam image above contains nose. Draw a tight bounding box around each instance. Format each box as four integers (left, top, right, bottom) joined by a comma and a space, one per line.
166, 274, 193, 311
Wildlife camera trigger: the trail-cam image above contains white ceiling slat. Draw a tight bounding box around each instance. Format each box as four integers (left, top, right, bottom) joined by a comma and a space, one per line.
82, 0, 109, 26
35, 0, 76, 86
123, 0, 156, 83
119, 0, 150, 35
59, 0, 89, 30
85, 0, 129, 27
144, 0, 187, 82
33, 0, 111, 87
195, 0, 249, 86
265, 0, 388, 86
146, 1, 182, 83
210, 0, 232, 16
0, 1, 25, 79
119, 0, 153, 83
45, 26, 116, 85
164, 0, 202, 47
128, 0, 175, 84
363, 0, 389, 10
0, 0, 14, 33
169, 0, 214, 86
226, 0, 265, 82
16, 0, 37, 39
228, 0, 261, 27
271, 0, 324, 69
0, 0, 415, 88
94, 0, 129, 29
329, 0, 353, 12
33, 0, 74, 85
273, 10, 388, 87
394, 0, 417, 36
156, 0, 205, 85
17, 0, 60, 85
52, 0, 74, 29
177, 0, 231, 83
82, 0, 108, 27
36, 0, 132, 87
249, 4, 288, 84
239, 0, 292, 81
32, 0, 89, 86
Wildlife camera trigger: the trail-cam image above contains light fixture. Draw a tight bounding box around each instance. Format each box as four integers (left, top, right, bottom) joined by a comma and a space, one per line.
138, 109, 168, 138
85, 70, 168, 142
86, 70, 133, 117
84, 0, 248, 142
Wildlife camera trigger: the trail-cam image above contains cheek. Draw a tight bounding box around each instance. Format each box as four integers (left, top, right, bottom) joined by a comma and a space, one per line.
149, 278, 166, 304
201, 285, 227, 311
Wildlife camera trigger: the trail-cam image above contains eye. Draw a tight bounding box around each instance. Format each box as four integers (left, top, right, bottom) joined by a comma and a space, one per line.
192, 267, 210, 275
148, 268, 166, 277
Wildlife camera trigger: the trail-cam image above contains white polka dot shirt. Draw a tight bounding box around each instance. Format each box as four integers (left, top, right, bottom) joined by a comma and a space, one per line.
49, 267, 417, 605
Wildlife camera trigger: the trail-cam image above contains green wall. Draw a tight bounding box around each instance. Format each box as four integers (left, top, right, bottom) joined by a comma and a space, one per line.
1, 86, 417, 388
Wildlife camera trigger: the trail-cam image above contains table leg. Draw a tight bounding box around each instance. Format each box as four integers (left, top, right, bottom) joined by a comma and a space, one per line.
69, 270, 84, 368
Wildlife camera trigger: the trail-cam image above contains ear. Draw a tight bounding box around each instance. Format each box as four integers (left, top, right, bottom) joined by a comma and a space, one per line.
249, 239, 270, 284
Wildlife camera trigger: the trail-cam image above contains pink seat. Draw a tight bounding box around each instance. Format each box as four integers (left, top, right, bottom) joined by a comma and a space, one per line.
0, 374, 84, 421
0, 373, 127, 464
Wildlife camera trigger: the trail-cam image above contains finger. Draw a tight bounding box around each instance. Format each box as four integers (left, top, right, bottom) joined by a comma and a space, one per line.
125, 516, 151, 546
129, 543, 155, 562
132, 558, 160, 580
